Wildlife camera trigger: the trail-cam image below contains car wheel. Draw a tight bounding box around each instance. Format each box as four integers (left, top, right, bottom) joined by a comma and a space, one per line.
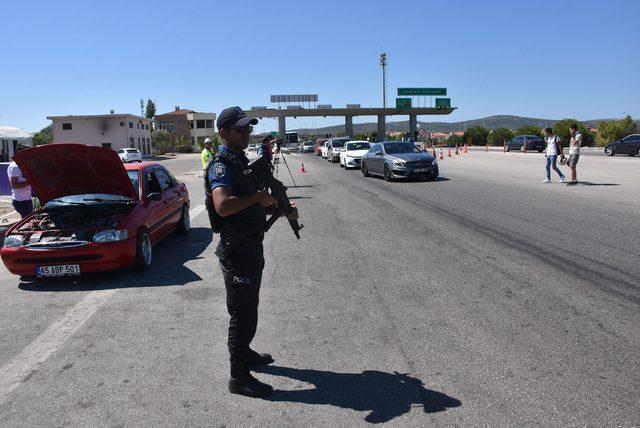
134, 228, 152, 271
362, 162, 370, 177
537, 149, 543, 153
176, 205, 190, 235
605, 146, 614, 156
637, 148, 640, 157
383, 165, 393, 182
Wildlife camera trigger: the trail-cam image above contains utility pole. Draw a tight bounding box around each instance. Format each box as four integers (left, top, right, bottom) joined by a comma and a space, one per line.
380, 52, 387, 108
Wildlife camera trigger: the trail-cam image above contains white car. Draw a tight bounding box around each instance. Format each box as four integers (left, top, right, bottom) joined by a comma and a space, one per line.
340, 141, 372, 169
326, 137, 350, 163
117, 148, 142, 163
321, 141, 331, 158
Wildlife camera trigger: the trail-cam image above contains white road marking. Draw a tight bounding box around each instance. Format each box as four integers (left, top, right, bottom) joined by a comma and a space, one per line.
189, 204, 206, 220
0, 288, 118, 404
0, 203, 208, 404
0, 211, 18, 220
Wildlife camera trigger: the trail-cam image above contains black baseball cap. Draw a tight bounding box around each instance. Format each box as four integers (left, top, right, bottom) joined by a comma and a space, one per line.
216, 106, 258, 131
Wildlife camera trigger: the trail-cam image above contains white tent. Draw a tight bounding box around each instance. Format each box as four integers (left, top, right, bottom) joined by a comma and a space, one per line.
0, 126, 33, 162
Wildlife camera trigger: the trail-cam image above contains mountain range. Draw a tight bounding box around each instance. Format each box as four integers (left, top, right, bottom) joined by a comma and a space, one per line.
288, 115, 622, 136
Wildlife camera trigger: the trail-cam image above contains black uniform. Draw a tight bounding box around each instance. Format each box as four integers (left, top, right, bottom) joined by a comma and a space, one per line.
205, 146, 267, 379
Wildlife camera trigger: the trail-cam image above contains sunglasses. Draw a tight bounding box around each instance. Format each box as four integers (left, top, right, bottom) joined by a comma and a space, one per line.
233, 125, 253, 134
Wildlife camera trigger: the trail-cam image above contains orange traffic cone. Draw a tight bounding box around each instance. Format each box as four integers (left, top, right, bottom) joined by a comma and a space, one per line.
300, 162, 306, 173
439, 148, 444, 160
447, 147, 452, 157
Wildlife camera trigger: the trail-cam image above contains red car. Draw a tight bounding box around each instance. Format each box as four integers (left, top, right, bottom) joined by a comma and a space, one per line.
315, 138, 328, 156
1, 144, 190, 278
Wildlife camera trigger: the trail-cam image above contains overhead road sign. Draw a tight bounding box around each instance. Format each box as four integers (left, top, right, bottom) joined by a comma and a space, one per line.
435, 98, 451, 109
398, 88, 447, 96
346, 104, 361, 109
270, 94, 318, 103
317, 104, 332, 109
396, 98, 412, 109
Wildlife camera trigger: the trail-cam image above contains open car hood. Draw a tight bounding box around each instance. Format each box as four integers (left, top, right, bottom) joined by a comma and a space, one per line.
14, 143, 137, 204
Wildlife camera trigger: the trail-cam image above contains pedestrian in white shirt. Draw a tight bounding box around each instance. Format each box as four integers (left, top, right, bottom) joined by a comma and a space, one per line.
542, 127, 566, 183
566, 124, 582, 185
7, 147, 33, 218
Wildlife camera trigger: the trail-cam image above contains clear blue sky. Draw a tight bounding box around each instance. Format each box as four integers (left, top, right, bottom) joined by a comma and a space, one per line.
2, 0, 639, 133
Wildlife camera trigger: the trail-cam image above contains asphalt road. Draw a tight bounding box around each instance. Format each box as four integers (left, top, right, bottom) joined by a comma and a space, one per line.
0, 150, 638, 426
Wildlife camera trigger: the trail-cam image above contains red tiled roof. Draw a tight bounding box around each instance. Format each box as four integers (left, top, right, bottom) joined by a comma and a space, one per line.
157, 109, 194, 116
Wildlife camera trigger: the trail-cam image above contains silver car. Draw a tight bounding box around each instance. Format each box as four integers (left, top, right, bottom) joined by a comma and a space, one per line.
361, 142, 439, 181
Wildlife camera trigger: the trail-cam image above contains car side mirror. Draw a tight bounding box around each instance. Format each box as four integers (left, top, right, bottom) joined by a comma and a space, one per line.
147, 192, 162, 201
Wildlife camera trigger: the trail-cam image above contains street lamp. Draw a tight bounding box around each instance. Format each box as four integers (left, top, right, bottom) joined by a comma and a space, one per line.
380, 52, 387, 108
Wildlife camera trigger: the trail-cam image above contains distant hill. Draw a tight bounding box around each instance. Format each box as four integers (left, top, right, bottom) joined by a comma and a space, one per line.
287, 115, 625, 136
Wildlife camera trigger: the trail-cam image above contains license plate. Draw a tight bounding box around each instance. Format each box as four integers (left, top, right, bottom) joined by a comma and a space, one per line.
36, 264, 81, 277
415, 168, 430, 172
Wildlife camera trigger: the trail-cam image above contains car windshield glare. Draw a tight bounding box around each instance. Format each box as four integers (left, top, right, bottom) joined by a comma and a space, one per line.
332, 141, 345, 147
347, 143, 370, 150
384, 142, 421, 154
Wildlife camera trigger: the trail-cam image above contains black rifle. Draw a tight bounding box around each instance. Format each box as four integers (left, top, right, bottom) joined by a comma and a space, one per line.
246, 156, 304, 239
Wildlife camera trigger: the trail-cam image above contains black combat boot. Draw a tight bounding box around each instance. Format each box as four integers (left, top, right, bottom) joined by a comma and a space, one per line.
229, 361, 273, 398
247, 348, 274, 366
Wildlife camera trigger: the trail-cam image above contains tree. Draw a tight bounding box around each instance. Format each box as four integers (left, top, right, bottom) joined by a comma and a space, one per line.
463, 126, 490, 146
32, 125, 53, 146
145, 99, 156, 119
597, 116, 637, 147
446, 134, 465, 147
488, 128, 514, 146
552, 119, 594, 147
151, 129, 172, 154
516, 125, 543, 138
175, 135, 192, 153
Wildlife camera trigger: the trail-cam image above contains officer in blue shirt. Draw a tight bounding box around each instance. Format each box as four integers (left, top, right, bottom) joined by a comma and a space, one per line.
256, 135, 274, 167
205, 106, 298, 398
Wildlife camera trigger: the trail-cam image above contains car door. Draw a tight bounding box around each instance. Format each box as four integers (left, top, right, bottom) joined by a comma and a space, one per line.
370, 144, 384, 174
154, 168, 183, 233
143, 168, 166, 242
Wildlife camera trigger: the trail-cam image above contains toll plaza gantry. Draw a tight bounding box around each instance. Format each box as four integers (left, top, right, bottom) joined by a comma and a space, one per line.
244, 106, 456, 141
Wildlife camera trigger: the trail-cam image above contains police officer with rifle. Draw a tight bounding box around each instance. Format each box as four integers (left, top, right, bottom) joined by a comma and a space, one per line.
205, 106, 302, 397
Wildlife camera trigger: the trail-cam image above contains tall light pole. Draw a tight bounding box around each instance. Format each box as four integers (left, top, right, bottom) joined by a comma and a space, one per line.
380, 52, 387, 108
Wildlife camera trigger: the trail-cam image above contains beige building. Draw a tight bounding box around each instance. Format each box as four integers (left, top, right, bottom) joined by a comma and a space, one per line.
47, 114, 152, 154
155, 107, 216, 151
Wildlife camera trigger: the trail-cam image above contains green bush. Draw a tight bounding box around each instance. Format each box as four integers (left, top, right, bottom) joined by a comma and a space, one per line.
516, 125, 543, 139
488, 128, 514, 146
553, 119, 594, 147
596, 116, 637, 147
175, 136, 192, 153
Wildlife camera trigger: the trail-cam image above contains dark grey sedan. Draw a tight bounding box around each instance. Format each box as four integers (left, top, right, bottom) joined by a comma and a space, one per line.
361, 142, 439, 181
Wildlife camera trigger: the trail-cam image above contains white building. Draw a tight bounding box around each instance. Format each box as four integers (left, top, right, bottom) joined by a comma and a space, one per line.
187, 112, 216, 149
47, 114, 152, 154
0, 126, 33, 162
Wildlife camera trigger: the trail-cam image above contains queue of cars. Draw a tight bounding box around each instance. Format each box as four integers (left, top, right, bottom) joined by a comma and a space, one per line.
308, 136, 440, 181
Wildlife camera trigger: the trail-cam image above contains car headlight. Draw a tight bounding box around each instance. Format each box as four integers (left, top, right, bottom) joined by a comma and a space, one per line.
393, 159, 405, 166
93, 230, 128, 243
432, 159, 438, 165
4, 235, 24, 248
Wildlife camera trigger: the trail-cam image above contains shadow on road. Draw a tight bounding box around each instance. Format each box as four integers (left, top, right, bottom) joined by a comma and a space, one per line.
17, 227, 213, 292
575, 181, 619, 186
254, 365, 461, 424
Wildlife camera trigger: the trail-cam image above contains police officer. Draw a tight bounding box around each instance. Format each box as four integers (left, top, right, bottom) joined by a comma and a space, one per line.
205, 106, 298, 398
201, 137, 214, 169
257, 135, 274, 167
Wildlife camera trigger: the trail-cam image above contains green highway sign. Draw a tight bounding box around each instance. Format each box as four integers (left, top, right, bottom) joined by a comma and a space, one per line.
396, 98, 412, 109
398, 88, 447, 96
435, 98, 451, 109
